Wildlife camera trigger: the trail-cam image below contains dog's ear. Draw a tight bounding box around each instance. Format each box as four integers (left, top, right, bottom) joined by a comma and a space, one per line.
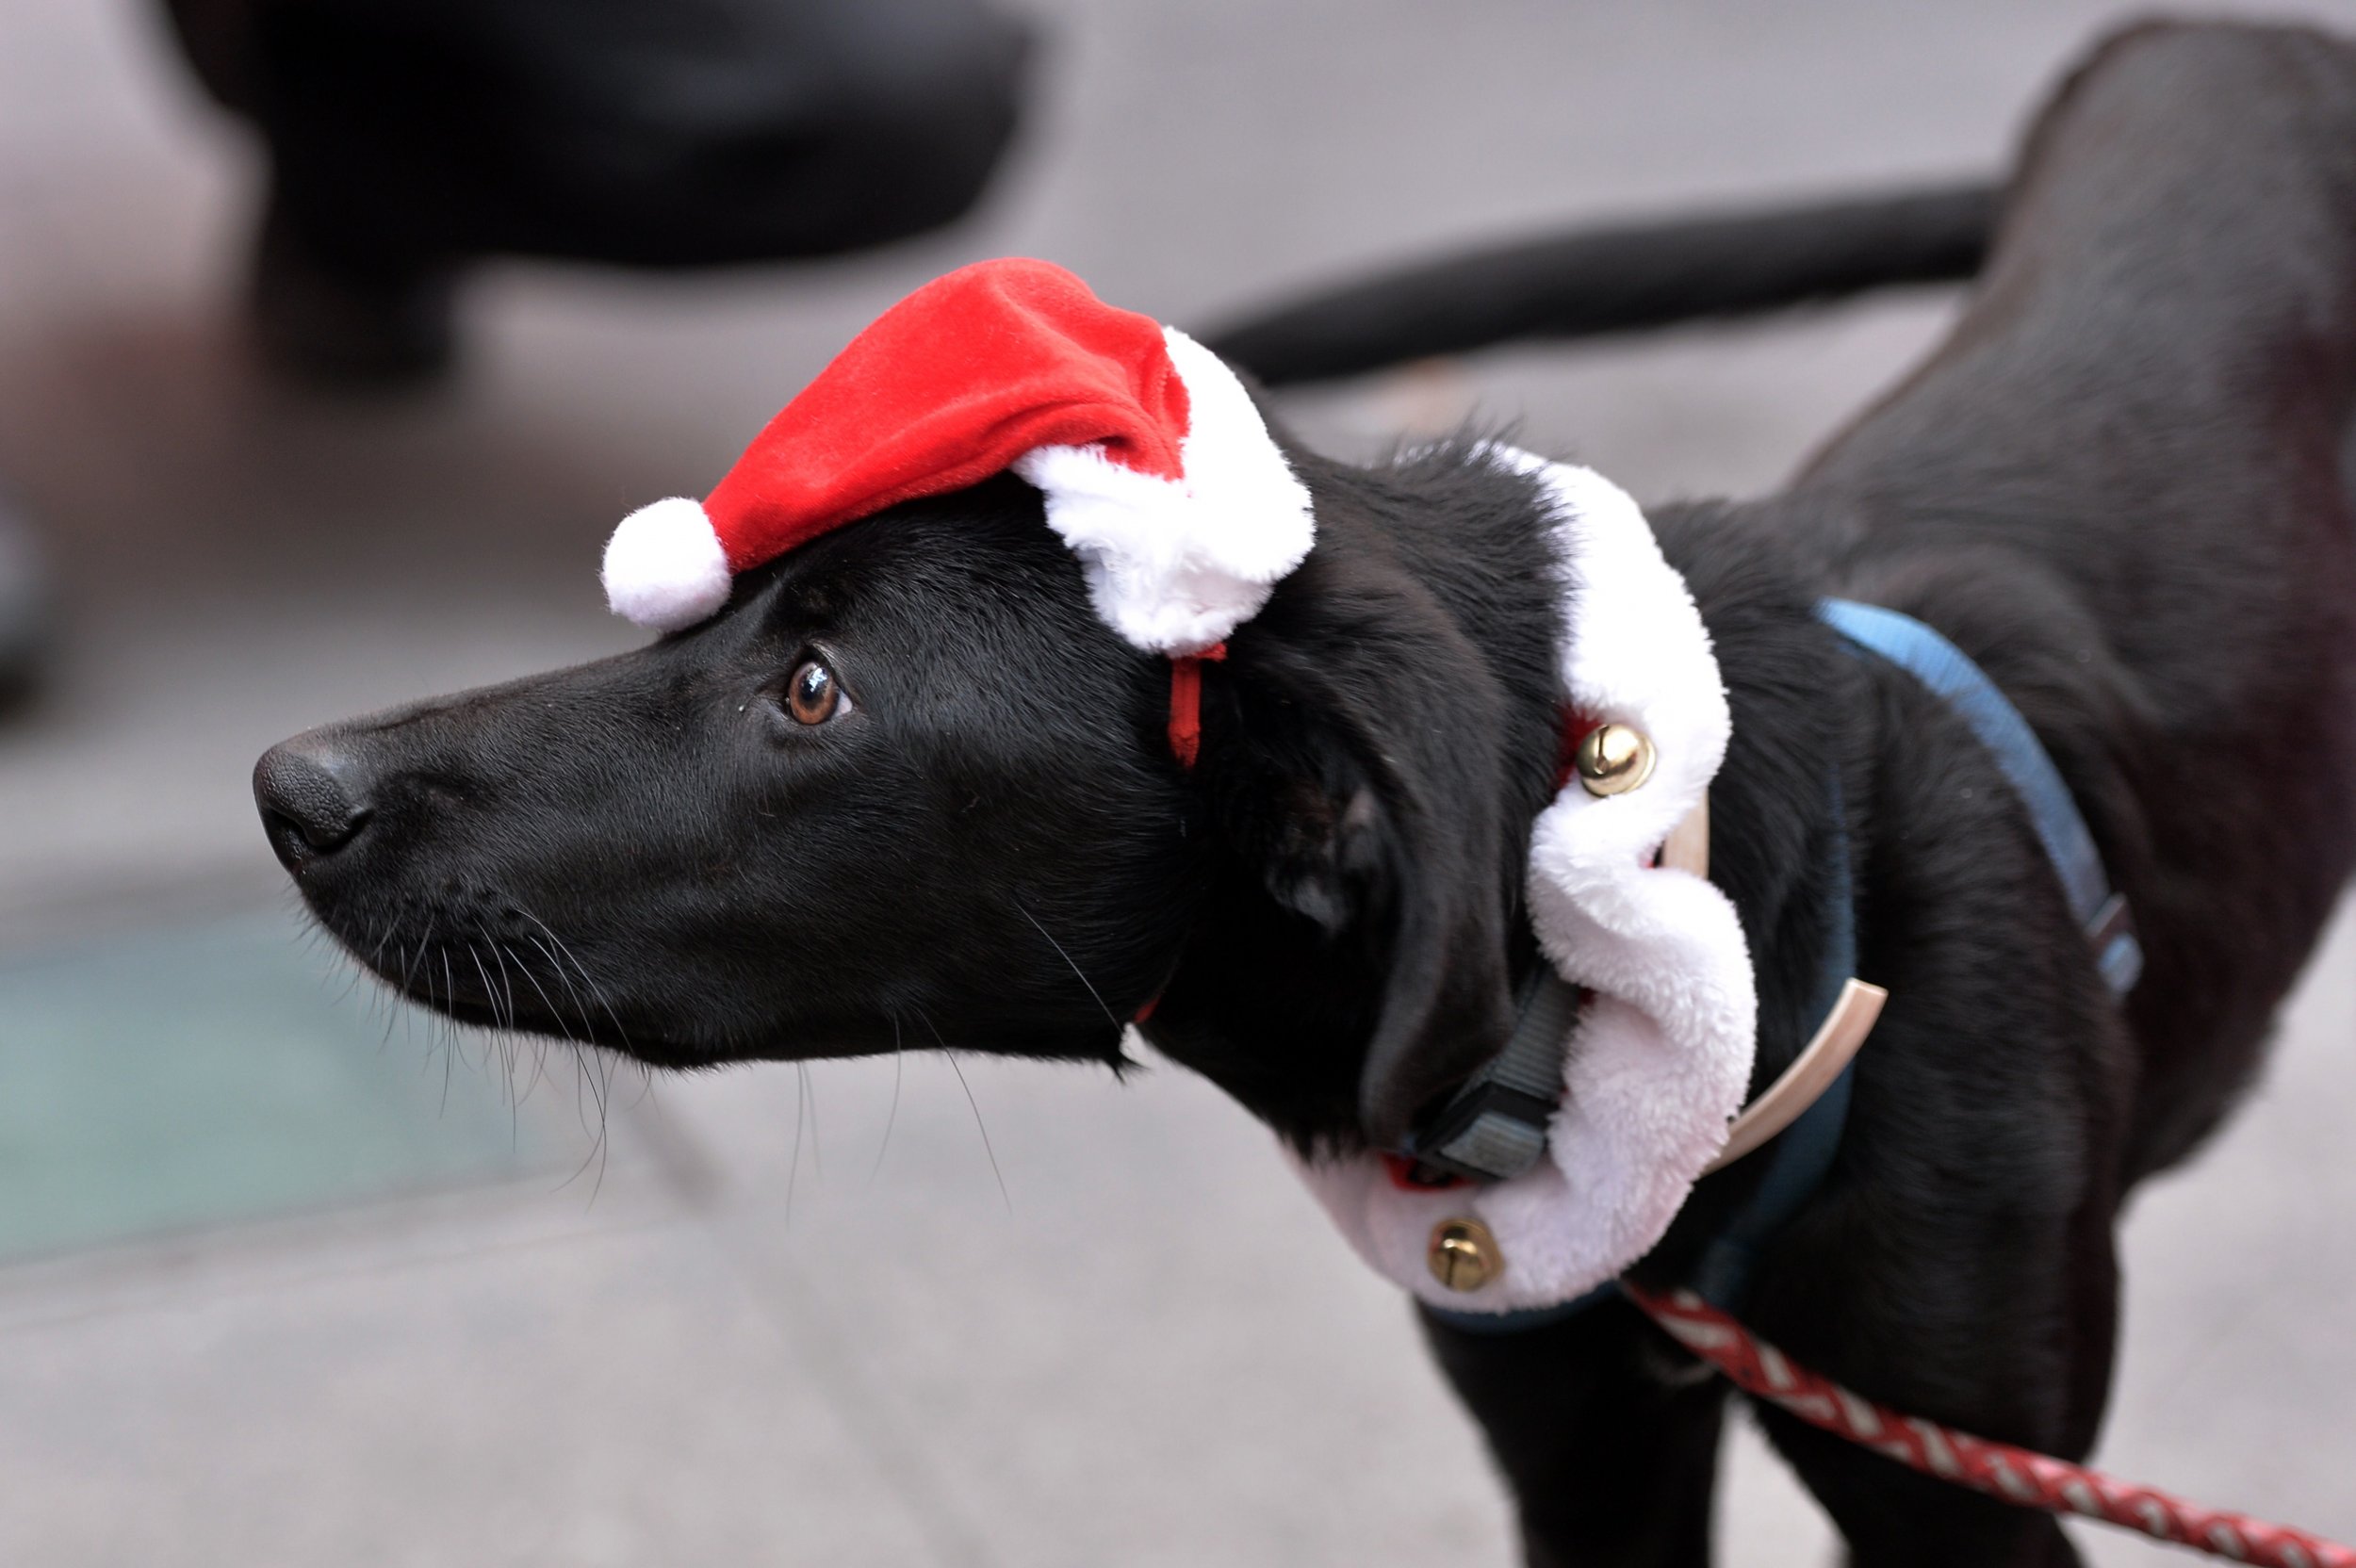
1345, 716, 1521, 1151
1217, 564, 1525, 1152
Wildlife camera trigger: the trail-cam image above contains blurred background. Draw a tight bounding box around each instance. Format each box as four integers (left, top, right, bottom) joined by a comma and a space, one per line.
1, 1, 2352, 1563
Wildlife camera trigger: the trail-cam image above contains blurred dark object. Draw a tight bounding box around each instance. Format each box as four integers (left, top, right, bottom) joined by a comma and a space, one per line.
0, 487, 51, 713
1208, 184, 1996, 387
160, 0, 1035, 384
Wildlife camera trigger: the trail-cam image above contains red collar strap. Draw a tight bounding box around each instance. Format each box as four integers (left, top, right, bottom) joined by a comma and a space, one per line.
1130, 643, 1230, 1026
1166, 643, 1227, 768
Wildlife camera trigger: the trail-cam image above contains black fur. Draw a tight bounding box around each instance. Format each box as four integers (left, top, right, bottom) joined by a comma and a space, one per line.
254, 22, 2356, 1565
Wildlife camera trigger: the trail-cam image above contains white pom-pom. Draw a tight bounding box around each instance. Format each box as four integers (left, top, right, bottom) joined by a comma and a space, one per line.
601, 498, 730, 630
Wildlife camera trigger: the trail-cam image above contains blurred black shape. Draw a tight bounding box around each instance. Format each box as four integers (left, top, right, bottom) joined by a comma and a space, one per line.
160, 0, 1036, 384
0, 487, 48, 715
1207, 185, 1995, 388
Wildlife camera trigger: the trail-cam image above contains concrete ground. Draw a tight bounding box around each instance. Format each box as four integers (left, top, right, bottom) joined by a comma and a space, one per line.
3, 1, 2354, 1563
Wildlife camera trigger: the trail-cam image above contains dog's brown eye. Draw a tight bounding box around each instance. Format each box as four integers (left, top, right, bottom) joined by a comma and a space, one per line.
785, 660, 843, 725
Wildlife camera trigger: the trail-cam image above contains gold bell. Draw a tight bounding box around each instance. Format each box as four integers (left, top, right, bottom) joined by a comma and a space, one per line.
1427, 1217, 1504, 1293
1576, 722, 1657, 797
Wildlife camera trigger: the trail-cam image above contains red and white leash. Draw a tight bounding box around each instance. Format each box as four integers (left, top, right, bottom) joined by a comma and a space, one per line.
1623, 1283, 2355, 1566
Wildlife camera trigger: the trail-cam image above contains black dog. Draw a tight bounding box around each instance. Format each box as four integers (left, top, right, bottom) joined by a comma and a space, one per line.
254, 22, 2356, 1565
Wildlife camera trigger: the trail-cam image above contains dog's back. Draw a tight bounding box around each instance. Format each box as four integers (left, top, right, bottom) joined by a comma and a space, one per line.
1221, 20, 2356, 1183
1790, 23, 2356, 1178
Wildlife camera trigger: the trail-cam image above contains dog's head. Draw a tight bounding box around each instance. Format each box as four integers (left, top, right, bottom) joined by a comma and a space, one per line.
255, 451, 1557, 1149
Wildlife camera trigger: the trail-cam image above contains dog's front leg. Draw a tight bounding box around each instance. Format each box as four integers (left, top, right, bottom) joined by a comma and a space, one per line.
1421, 1295, 1726, 1568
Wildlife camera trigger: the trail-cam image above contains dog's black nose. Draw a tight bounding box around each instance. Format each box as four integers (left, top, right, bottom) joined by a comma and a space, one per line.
254, 736, 373, 866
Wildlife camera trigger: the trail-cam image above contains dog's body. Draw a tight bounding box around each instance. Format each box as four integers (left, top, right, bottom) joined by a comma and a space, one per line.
254, 22, 2356, 1566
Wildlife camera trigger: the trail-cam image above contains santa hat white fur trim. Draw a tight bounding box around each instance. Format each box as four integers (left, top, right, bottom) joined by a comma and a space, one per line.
601, 329, 1312, 653
1288, 453, 1758, 1313
603, 497, 731, 632
1017, 327, 1313, 655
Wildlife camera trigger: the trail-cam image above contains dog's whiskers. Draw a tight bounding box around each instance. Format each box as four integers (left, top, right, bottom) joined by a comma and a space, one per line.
363, 917, 398, 977
1015, 899, 1122, 1032
521, 932, 597, 1043
397, 909, 437, 1008
499, 905, 632, 1200
557, 1039, 618, 1202
800, 1062, 824, 1185
326, 919, 384, 1007
918, 1006, 1011, 1215
515, 906, 632, 1049
489, 941, 521, 1033
869, 1016, 906, 1185
785, 1058, 806, 1224
438, 948, 470, 1102
487, 943, 524, 1111
465, 943, 505, 1032
499, 937, 576, 1103
377, 931, 415, 1048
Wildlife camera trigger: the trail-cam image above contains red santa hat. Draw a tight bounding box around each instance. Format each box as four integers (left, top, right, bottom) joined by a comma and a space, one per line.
600, 258, 1315, 656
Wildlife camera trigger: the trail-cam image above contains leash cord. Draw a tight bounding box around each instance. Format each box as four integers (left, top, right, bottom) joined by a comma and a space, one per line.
1621, 1284, 2355, 1566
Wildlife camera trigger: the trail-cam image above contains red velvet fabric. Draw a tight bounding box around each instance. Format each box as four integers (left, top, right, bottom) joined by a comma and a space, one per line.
701, 258, 1191, 570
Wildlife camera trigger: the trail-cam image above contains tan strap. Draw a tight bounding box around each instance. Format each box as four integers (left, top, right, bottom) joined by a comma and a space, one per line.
1657, 792, 1887, 1177
1703, 978, 1887, 1175
1660, 795, 1711, 876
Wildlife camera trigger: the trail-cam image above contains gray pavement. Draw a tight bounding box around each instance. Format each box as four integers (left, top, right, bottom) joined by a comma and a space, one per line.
3, 1, 2354, 1563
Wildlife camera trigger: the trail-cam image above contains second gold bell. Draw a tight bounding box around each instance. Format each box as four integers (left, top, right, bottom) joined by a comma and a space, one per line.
1428, 1217, 1505, 1292
1576, 722, 1657, 796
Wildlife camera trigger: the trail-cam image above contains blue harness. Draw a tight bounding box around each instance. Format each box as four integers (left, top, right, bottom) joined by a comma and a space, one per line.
1426, 599, 2139, 1333
1818, 601, 2144, 994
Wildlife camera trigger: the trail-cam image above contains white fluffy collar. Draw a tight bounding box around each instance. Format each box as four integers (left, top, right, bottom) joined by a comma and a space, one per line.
1290, 454, 1759, 1313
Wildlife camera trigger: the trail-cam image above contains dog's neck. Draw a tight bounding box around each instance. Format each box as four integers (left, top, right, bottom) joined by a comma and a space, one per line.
1138, 452, 1857, 1159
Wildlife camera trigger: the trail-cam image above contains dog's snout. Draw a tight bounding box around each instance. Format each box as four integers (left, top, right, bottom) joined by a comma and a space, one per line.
254, 736, 374, 865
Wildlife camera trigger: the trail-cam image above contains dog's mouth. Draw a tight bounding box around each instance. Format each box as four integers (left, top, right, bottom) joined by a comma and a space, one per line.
303, 898, 726, 1068
254, 732, 757, 1068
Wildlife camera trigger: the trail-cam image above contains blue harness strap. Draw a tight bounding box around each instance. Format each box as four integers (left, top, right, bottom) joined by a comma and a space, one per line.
1818, 599, 2143, 995
1423, 598, 2141, 1335
1683, 778, 1857, 1309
